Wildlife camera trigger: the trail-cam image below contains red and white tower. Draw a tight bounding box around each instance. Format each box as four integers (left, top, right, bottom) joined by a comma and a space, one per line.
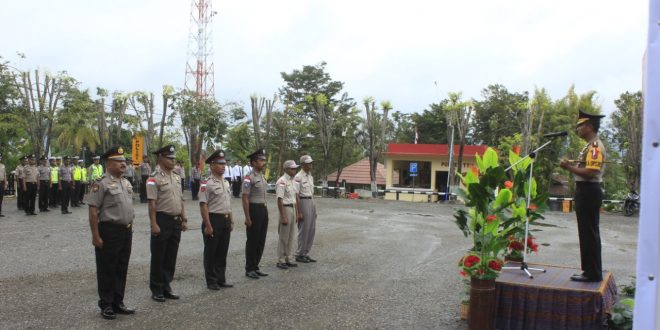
184, 0, 216, 98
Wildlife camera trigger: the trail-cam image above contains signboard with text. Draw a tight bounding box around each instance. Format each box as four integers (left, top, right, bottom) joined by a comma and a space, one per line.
131, 135, 144, 165
409, 162, 418, 177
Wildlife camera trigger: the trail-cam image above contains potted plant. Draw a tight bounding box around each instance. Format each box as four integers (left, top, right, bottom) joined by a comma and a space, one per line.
454, 148, 547, 330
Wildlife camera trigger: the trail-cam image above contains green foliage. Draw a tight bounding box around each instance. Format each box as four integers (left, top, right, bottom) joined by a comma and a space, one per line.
54, 87, 100, 153
609, 298, 634, 330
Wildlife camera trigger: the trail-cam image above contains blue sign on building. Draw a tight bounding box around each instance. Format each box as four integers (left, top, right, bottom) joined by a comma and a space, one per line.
409, 162, 418, 175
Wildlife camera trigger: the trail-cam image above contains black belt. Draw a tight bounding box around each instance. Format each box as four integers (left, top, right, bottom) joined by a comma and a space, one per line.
283, 204, 294, 207
156, 212, 183, 221
40, 180, 50, 182
576, 181, 601, 185
99, 222, 133, 230
300, 196, 312, 199
209, 212, 231, 217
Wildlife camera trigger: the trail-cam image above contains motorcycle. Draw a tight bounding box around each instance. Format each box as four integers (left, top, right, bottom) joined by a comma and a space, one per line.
623, 190, 640, 216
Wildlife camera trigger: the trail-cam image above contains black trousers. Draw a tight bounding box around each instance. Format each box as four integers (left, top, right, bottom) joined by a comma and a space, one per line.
25, 182, 37, 214
245, 203, 268, 272
78, 181, 86, 203
140, 176, 148, 202
50, 183, 59, 207
0, 180, 4, 215
575, 182, 603, 280
39, 180, 49, 211
95, 222, 132, 309
150, 212, 182, 295
232, 180, 241, 198
191, 179, 200, 200
203, 213, 232, 285
60, 181, 72, 213
17, 179, 24, 210
72, 181, 81, 206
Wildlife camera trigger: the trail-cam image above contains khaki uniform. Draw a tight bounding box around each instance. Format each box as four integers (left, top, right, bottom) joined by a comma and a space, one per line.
59, 165, 74, 213
295, 170, 317, 258
199, 175, 233, 285
88, 174, 134, 310
23, 165, 39, 214
16, 164, 24, 210
0, 163, 5, 215
38, 165, 51, 211
147, 170, 184, 296
241, 171, 268, 272
139, 163, 151, 203
276, 173, 298, 263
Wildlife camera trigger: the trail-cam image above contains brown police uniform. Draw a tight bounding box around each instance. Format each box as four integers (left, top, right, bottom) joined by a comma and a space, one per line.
0, 158, 6, 216
59, 161, 74, 214
15, 162, 25, 210
38, 163, 51, 212
199, 152, 233, 287
295, 156, 317, 261
147, 145, 185, 298
276, 166, 299, 265
242, 150, 268, 275
22, 161, 39, 215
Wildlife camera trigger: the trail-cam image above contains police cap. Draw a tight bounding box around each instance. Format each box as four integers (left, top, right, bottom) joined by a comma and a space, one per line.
577, 110, 605, 126
101, 146, 126, 161
247, 149, 266, 161
153, 145, 176, 159
206, 149, 227, 164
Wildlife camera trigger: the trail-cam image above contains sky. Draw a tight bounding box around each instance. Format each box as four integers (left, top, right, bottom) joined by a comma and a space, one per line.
0, 0, 648, 116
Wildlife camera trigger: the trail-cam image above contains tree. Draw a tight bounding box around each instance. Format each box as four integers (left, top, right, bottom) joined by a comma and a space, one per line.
444, 92, 472, 185
54, 87, 100, 154
159, 85, 175, 148
472, 84, 529, 147
249, 94, 276, 151
16, 68, 75, 156
361, 97, 391, 197
128, 91, 156, 153
0, 58, 27, 162
610, 91, 643, 191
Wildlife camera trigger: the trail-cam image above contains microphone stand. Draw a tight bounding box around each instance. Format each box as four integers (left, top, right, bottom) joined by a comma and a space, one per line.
501, 137, 558, 278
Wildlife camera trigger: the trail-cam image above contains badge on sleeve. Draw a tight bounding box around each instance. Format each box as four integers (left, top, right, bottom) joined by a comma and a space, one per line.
92, 183, 100, 193
243, 177, 252, 189
200, 180, 207, 193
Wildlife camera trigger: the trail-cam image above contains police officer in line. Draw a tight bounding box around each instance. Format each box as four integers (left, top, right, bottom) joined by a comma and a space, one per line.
0, 154, 7, 217
124, 159, 135, 187
88, 146, 136, 320
89, 156, 104, 182
231, 160, 243, 198
59, 156, 74, 214
275, 160, 301, 270
191, 162, 201, 201
147, 145, 188, 302
37, 156, 51, 212
72, 158, 83, 207
241, 149, 269, 279
139, 155, 151, 203
15, 156, 27, 210
295, 155, 318, 263
560, 110, 607, 282
22, 154, 39, 216
49, 157, 60, 208
198, 150, 234, 290
78, 159, 88, 205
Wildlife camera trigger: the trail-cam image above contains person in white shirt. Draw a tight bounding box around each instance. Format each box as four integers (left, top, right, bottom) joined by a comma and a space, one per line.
231, 160, 243, 198
223, 160, 232, 193
242, 163, 253, 178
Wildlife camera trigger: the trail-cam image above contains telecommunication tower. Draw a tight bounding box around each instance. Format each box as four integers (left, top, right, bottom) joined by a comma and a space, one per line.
184, 0, 216, 98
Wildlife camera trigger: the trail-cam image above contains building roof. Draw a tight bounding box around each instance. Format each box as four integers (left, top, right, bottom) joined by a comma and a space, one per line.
327, 158, 386, 185
385, 143, 489, 157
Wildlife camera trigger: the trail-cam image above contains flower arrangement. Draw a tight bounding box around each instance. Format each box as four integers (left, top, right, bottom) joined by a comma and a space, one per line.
455, 147, 547, 280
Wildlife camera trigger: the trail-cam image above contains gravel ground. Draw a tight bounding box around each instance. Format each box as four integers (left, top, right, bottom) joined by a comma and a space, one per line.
0, 194, 638, 329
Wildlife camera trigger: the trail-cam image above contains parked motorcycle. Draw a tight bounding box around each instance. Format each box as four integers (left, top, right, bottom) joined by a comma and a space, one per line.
623, 190, 640, 216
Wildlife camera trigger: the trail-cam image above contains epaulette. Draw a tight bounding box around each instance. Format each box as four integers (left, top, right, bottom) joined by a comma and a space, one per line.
151, 171, 158, 176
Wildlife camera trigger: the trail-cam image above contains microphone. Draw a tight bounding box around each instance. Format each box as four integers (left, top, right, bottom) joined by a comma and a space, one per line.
543, 131, 568, 138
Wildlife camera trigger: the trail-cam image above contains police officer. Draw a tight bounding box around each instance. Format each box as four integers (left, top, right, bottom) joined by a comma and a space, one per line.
560, 110, 607, 282
231, 160, 243, 198
15, 156, 27, 210
38, 156, 51, 212
124, 159, 135, 187
0, 154, 6, 217
199, 150, 234, 290
242, 149, 269, 279
59, 156, 74, 214
49, 157, 60, 208
147, 145, 188, 302
295, 155, 318, 263
72, 158, 83, 207
78, 159, 88, 205
276, 160, 301, 270
88, 146, 136, 320
22, 155, 39, 216
139, 156, 151, 203
89, 156, 104, 182
191, 162, 201, 201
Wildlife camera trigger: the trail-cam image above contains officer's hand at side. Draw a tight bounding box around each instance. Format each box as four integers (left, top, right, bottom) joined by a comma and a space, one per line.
281, 216, 288, 225
92, 236, 103, 248
181, 220, 188, 232
204, 224, 213, 236
245, 218, 252, 228
151, 224, 161, 236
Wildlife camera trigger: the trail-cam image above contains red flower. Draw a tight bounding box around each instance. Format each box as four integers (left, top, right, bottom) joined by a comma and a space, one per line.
486, 214, 497, 223
527, 237, 539, 252
529, 203, 538, 212
470, 166, 479, 176
459, 270, 468, 277
508, 240, 524, 251
463, 255, 481, 268
504, 180, 513, 189
488, 260, 502, 271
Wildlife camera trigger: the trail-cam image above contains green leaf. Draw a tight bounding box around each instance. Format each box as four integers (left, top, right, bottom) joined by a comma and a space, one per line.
482, 147, 499, 170
495, 189, 513, 208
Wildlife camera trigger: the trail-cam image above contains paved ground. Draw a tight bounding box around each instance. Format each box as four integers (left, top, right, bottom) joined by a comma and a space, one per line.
0, 194, 638, 329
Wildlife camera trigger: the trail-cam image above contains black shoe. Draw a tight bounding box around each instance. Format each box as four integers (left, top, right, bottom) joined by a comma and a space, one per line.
151, 294, 166, 302
43, 209, 50, 212
276, 263, 289, 270
101, 306, 116, 320
255, 270, 268, 276
285, 262, 298, 267
80, 202, 86, 205
113, 303, 135, 315
207, 284, 221, 290
218, 282, 233, 288
295, 256, 310, 263
245, 271, 260, 279
62, 211, 72, 214
570, 274, 602, 282
306, 256, 317, 262
163, 291, 180, 299
0, 214, 4, 217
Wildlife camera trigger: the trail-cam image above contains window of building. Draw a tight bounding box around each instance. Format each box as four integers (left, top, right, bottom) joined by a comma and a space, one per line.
391, 160, 431, 189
